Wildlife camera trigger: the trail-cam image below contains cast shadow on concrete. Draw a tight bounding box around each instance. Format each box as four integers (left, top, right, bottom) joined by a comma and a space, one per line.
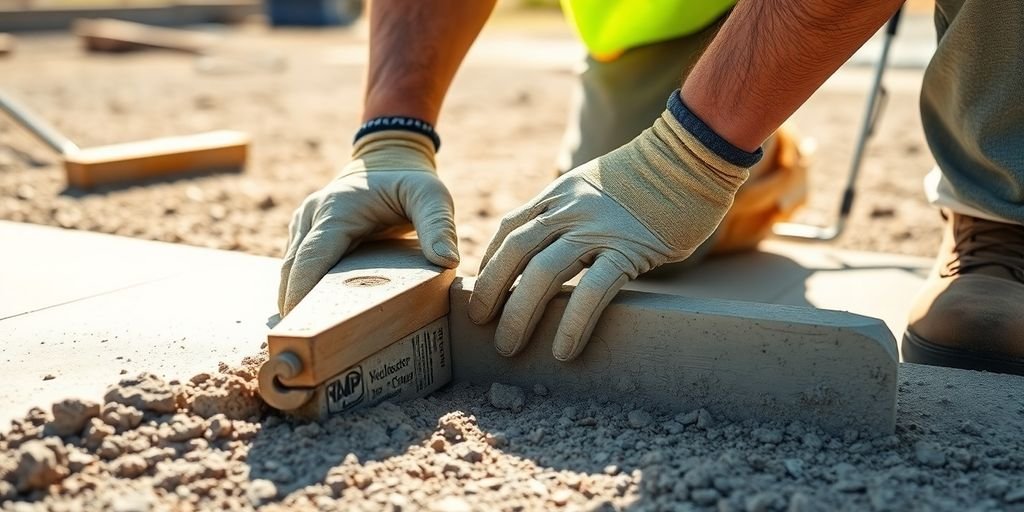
635, 248, 927, 310
634, 251, 817, 308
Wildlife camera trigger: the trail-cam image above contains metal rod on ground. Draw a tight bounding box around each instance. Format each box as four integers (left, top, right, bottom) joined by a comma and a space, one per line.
0, 90, 80, 155
772, 5, 903, 242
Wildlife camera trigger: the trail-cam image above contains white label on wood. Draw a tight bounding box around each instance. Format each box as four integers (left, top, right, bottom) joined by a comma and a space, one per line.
319, 316, 451, 416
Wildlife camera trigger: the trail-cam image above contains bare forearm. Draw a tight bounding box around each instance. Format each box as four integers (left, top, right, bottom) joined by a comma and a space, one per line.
363, 0, 497, 124
682, 0, 902, 151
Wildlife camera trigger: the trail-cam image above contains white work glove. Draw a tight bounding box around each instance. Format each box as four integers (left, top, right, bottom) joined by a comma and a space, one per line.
278, 130, 459, 315
468, 99, 755, 361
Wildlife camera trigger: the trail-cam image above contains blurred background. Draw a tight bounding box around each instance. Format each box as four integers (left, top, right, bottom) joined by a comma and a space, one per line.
0, 0, 939, 275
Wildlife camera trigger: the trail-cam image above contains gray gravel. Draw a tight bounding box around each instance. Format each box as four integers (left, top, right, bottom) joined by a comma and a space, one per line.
3, 358, 1024, 511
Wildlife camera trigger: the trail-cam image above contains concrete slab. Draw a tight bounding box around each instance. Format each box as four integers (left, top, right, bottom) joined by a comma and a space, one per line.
0, 220, 276, 321
0, 221, 279, 426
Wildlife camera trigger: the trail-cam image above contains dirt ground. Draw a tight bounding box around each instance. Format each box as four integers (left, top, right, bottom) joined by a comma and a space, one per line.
0, 15, 943, 278
3, 360, 1024, 511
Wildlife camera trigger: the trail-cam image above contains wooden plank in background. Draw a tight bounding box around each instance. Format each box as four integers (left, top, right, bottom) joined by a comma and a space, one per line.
0, 2, 261, 32
73, 18, 220, 53
63, 130, 249, 189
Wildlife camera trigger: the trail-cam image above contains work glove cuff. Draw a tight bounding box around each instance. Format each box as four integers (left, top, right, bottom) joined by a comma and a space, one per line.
664, 89, 763, 169
578, 93, 760, 258
341, 130, 437, 177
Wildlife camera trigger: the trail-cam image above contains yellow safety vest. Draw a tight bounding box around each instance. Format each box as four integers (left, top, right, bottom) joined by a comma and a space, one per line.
561, 0, 736, 61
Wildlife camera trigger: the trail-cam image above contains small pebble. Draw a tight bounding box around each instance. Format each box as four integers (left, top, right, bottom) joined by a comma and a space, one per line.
246, 479, 277, 507
430, 437, 447, 453
551, 488, 573, 506
788, 492, 814, 512
696, 409, 714, 430
627, 410, 652, 429
783, 458, 804, 478
47, 398, 100, 437
802, 432, 823, 450
484, 432, 508, 448
754, 428, 783, 444
10, 441, 68, 492
488, 383, 525, 412
1005, 488, 1024, 504
690, 488, 720, 506
294, 422, 322, 438
745, 492, 779, 512
914, 441, 946, 468
834, 479, 866, 493
430, 496, 472, 512
527, 428, 545, 443
676, 410, 699, 425
111, 455, 148, 479
15, 184, 35, 201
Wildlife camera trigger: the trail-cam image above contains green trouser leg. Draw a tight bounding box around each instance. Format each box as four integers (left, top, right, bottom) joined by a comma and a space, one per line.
921, 0, 1024, 225
556, 17, 725, 173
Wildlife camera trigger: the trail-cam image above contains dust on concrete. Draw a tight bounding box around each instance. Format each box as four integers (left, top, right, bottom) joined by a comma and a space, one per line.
3, 358, 1024, 511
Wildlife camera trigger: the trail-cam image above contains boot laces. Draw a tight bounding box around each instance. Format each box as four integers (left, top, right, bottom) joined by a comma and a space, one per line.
943, 216, 1024, 282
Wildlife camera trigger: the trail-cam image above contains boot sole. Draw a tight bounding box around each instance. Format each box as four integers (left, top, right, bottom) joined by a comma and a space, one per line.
902, 330, 1024, 376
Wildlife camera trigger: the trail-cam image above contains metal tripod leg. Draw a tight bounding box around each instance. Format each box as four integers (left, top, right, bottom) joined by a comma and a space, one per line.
772, 5, 904, 242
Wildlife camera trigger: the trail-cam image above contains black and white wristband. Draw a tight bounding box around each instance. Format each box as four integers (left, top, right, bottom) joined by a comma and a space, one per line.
353, 116, 441, 152
666, 89, 762, 168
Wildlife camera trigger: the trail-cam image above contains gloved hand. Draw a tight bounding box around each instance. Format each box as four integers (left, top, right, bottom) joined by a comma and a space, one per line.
468, 95, 755, 361
278, 130, 459, 315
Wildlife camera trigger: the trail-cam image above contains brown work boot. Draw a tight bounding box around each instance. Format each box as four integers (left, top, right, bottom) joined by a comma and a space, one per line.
903, 211, 1024, 375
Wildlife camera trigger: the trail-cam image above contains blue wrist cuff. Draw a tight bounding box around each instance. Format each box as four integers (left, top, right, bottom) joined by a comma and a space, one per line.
666, 89, 763, 168
354, 116, 441, 152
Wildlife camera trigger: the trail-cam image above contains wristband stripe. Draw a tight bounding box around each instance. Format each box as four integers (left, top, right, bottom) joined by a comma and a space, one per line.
354, 116, 441, 151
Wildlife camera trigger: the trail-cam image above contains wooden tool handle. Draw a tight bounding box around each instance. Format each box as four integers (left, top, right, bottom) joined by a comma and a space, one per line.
73, 18, 219, 54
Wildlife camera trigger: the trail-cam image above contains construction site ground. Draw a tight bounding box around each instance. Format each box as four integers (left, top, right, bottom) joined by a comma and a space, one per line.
3, 10, 1024, 512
